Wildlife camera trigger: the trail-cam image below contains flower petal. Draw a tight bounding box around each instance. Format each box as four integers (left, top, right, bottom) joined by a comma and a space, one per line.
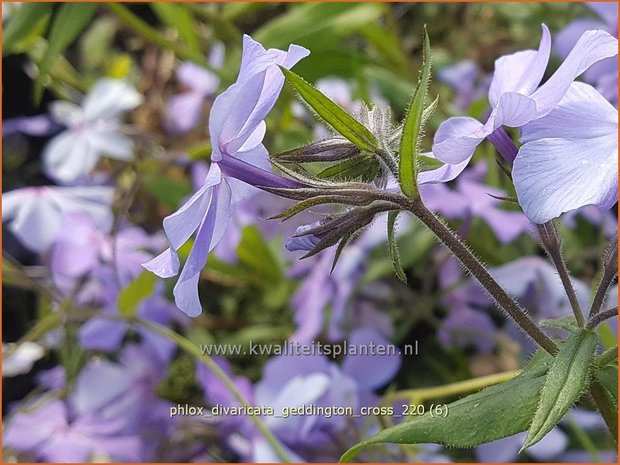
488, 24, 551, 106
142, 248, 180, 278
432, 116, 485, 164
531, 29, 618, 117
81, 79, 142, 120
514, 134, 617, 224
43, 130, 99, 182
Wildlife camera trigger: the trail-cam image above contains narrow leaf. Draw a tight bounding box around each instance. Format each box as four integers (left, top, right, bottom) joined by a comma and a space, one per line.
340, 351, 553, 462
317, 156, 377, 181
398, 28, 432, 198
595, 365, 618, 405
118, 270, 158, 318
3, 3, 52, 55
35, 3, 98, 103
388, 212, 407, 283
280, 67, 378, 153
522, 330, 598, 450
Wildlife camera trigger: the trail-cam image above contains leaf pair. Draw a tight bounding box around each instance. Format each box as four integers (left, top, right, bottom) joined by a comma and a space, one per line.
340, 329, 604, 462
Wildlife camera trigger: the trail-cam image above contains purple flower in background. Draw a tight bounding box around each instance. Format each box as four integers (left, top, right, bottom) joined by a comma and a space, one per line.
433, 25, 617, 167
476, 428, 568, 462
556, 2, 618, 104
513, 82, 617, 223
165, 43, 224, 134
437, 256, 498, 353
144, 35, 309, 317
2, 185, 113, 253
438, 59, 489, 111
43, 79, 142, 182
3, 114, 60, 138
422, 162, 531, 243
4, 399, 143, 462
50, 213, 163, 286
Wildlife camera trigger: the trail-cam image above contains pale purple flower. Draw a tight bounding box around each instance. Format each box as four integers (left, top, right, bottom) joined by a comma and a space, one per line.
43, 79, 142, 182
556, 2, 618, 104
165, 43, 224, 134
3, 114, 60, 137
4, 399, 143, 462
513, 81, 617, 223
144, 35, 309, 317
433, 25, 617, 168
50, 213, 162, 285
2, 185, 113, 253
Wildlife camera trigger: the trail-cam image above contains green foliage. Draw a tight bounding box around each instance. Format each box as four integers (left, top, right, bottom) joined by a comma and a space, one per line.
340, 351, 553, 462
34, 3, 99, 102
3, 3, 52, 54
398, 29, 432, 198
118, 270, 159, 318
387, 212, 407, 283
523, 330, 598, 450
281, 67, 379, 153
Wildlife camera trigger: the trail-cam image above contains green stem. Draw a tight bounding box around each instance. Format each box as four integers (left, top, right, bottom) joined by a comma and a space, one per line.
133, 318, 292, 462
386, 369, 520, 406
588, 381, 618, 444
594, 346, 618, 368
406, 200, 558, 355
106, 3, 218, 74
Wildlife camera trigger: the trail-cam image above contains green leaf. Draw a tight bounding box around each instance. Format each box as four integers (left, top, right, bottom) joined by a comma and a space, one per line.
387, 212, 407, 283
35, 3, 98, 103
151, 3, 201, 54
398, 28, 432, 198
143, 174, 193, 210
523, 329, 598, 450
316, 156, 377, 182
539, 316, 579, 333
118, 270, 159, 318
3, 3, 52, 55
340, 351, 553, 462
418, 155, 444, 173
280, 67, 378, 153
237, 226, 281, 282
595, 365, 618, 405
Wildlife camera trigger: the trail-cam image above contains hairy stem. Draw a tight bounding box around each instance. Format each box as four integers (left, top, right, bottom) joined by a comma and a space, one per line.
586, 307, 618, 331
406, 200, 558, 355
134, 318, 293, 462
590, 237, 618, 318
537, 222, 585, 327
594, 346, 618, 368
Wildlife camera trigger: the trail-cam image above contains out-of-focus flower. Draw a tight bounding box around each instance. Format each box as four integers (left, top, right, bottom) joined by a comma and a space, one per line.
556, 2, 618, 104
50, 213, 163, 286
513, 82, 617, 223
433, 26, 617, 168
2, 342, 45, 377
198, 329, 400, 462
165, 43, 224, 134
2, 185, 113, 253
43, 79, 142, 182
422, 162, 531, 243
144, 35, 309, 317
436, 256, 498, 353
476, 428, 568, 462
438, 59, 489, 111
2, 115, 60, 138
4, 399, 143, 462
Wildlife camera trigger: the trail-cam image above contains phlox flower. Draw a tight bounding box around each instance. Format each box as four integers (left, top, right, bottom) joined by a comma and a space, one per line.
513, 81, 618, 223
43, 79, 142, 182
165, 43, 224, 134
2, 185, 113, 253
432, 25, 617, 167
144, 35, 309, 317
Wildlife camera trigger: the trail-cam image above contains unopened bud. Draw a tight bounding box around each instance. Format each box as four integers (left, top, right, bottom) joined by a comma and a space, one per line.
604, 237, 618, 276
274, 138, 359, 163
537, 221, 561, 254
